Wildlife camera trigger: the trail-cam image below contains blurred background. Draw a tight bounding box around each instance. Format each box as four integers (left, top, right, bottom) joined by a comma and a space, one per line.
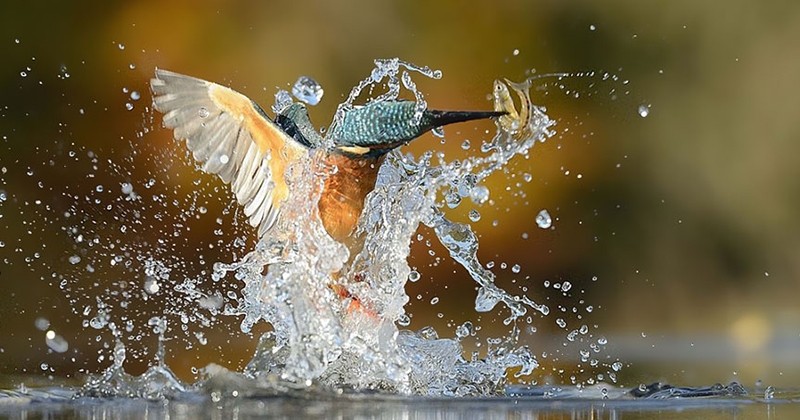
1, 0, 799, 389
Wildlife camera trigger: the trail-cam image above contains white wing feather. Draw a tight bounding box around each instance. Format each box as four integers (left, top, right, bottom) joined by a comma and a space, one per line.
150, 69, 306, 236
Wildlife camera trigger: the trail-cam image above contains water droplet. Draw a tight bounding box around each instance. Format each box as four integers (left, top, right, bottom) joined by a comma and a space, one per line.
461, 139, 471, 150
764, 385, 775, 400
431, 126, 445, 138
95, 185, 104, 192
130, 91, 140, 101
68, 255, 81, 264
468, 209, 481, 222
408, 270, 420, 282
46, 332, 69, 353
128, 63, 136, 70
117, 43, 125, 50
121, 183, 133, 195
455, 321, 474, 339
470, 186, 489, 204
125, 102, 134, 111
612, 361, 623, 371
20, 71, 27, 77
561, 281, 572, 292
445, 189, 461, 208
144, 276, 160, 294
511, 264, 520, 273
198, 107, 210, 118
89, 314, 108, 329
589, 24, 597, 31
535, 209, 552, 229
638, 104, 650, 117
512, 49, 520, 56
219, 154, 229, 164
291, 75, 324, 105
430, 297, 439, 305
35, 317, 50, 331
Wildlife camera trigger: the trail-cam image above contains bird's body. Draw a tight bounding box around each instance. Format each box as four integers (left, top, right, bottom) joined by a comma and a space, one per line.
150, 69, 503, 246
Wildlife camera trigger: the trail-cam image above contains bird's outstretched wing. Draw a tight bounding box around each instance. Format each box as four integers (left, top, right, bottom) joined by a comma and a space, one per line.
150, 69, 308, 237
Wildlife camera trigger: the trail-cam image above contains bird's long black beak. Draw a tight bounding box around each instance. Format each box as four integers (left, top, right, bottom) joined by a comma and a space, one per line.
424, 109, 507, 128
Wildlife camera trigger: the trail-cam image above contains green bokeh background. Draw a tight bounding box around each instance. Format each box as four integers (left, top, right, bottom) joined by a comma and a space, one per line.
1, 0, 799, 388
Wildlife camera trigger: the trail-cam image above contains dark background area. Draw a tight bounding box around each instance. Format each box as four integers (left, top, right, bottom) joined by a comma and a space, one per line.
1, 0, 799, 388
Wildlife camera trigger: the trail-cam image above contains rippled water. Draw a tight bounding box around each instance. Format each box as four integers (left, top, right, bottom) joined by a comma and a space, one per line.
2, 383, 798, 419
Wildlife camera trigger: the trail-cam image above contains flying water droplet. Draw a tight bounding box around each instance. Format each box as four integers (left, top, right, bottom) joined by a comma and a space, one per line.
198, 107, 210, 118
455, 321, 474, 339
470, 186, 489, 204
445, 189, 461, 208
144, 276, 160, 294
535, 209, 552, 229
35, 317, 50, 331
291, 76, 324, 105
468, 209, 481, 222
45, 331, 69, 353
638, 104, 650, 117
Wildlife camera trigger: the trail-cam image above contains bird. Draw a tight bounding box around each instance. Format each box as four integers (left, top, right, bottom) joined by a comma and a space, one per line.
149, 69, 504, 245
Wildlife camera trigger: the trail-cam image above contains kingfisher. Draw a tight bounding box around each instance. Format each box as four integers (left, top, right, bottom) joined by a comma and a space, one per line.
149, 69, 503, 245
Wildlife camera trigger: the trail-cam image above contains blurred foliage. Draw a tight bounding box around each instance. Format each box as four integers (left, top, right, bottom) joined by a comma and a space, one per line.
1, 0, 800, 387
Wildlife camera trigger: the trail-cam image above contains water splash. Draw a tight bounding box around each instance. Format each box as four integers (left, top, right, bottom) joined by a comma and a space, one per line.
186, 60, 559, 394
40, 59, 618, 397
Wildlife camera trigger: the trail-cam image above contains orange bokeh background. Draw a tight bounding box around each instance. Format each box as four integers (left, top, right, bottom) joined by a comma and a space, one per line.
2, 0, 800, 388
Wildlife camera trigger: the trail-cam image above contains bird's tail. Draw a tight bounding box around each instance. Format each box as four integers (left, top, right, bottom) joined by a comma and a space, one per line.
424, 109, 507, 128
